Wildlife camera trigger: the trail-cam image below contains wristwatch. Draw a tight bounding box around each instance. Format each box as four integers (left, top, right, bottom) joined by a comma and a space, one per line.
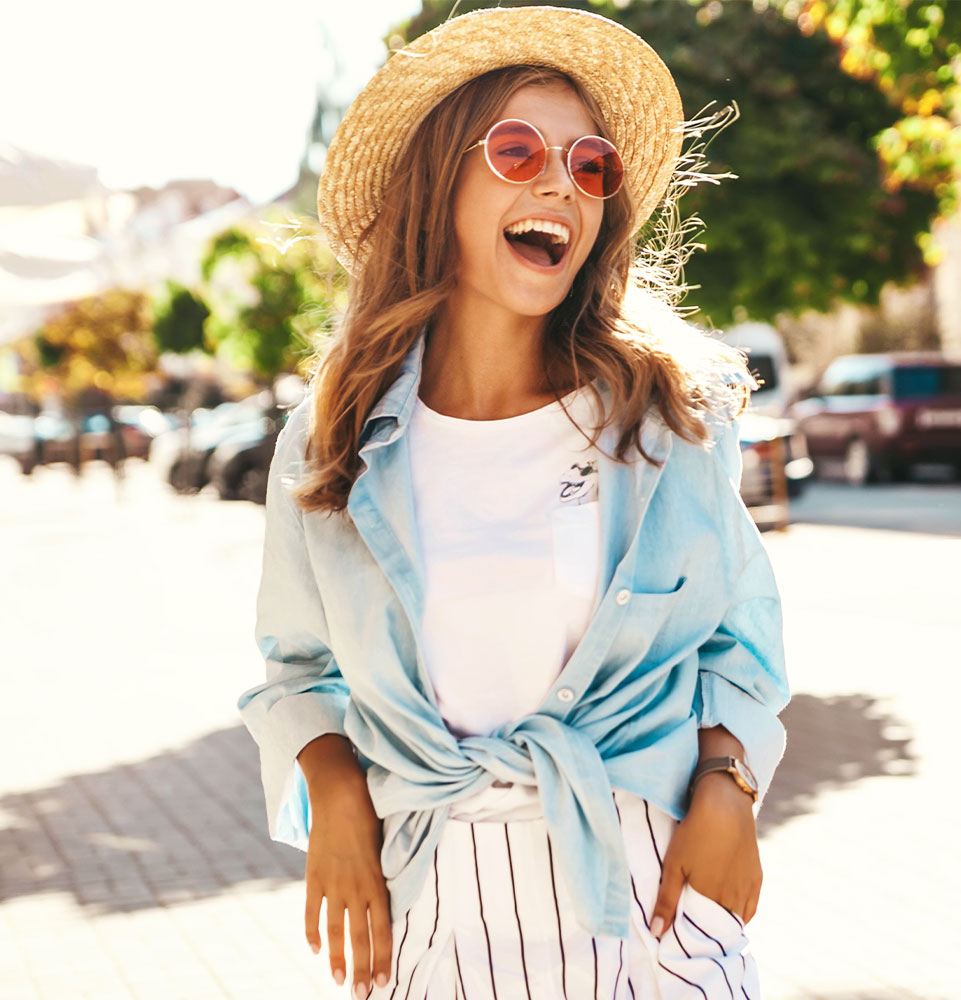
689, 756, 759, 803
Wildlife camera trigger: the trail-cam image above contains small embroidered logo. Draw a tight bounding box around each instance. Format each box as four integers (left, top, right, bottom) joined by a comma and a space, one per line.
559, 460, 598, 503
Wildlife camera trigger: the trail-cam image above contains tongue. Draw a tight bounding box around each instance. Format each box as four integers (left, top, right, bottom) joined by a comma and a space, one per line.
505, 232, 554, 267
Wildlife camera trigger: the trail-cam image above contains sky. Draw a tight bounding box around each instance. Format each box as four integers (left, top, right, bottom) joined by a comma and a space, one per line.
0, 0, 421, 204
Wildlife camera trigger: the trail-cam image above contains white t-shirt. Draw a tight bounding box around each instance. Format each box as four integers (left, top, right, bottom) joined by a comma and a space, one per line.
407, 388, 601, 744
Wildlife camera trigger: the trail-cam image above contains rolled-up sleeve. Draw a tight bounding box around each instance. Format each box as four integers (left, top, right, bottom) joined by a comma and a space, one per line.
694, 420, 790, 801
237, 401, 349, 849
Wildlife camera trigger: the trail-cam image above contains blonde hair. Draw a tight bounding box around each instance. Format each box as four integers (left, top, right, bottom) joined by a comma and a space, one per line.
293, 66, 749, 514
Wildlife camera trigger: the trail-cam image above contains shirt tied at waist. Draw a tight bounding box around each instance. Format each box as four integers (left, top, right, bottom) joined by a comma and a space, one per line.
369, 714, 633, 938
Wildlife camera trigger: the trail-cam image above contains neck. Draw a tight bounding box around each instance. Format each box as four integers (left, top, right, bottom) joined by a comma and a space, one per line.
419, 297, 559, 420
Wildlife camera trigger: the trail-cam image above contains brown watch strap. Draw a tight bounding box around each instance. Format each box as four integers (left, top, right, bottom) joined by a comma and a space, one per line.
689, 755, 759, 802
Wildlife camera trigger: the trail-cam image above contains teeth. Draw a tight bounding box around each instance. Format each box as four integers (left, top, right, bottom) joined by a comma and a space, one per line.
504, 218, 570, 245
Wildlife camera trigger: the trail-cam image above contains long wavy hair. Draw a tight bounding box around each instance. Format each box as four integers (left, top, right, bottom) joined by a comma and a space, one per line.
292, 65, 749, 514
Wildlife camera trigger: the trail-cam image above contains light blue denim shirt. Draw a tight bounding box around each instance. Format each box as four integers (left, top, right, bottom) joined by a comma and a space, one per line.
238, 335, 789, 938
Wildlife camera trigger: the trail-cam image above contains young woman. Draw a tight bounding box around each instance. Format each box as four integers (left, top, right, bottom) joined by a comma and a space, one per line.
239, 7, 789, 999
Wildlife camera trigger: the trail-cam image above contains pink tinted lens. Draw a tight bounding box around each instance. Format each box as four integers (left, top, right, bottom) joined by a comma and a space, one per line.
484, 120, 546, 183
569, 136, 624, 198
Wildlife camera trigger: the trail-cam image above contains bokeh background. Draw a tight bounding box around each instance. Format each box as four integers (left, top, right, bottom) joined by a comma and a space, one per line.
1, 2, 959, 999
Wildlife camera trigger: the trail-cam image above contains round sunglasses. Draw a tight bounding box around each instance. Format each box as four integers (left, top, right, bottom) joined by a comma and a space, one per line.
464, 118, 624, 200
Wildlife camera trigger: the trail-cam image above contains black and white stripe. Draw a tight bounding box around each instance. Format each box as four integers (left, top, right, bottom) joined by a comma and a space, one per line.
357, 795, 760, 999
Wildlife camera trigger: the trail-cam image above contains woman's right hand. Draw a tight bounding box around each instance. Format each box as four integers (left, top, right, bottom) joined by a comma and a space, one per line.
297, 734, 392, 997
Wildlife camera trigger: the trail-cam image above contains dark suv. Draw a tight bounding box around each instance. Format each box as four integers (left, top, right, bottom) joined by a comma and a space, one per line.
792, 352, 961, 484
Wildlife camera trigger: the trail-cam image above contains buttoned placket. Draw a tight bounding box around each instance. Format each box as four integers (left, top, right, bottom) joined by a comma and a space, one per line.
536, 415, 672, 724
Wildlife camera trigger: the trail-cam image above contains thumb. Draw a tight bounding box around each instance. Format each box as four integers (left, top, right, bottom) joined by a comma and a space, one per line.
650, 863, 684, 940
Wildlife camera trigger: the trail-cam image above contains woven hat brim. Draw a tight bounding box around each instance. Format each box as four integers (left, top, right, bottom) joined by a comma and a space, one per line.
318, 5, 684, 274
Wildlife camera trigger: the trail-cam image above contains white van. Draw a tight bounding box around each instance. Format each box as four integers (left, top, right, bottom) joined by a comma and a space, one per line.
719, 322, 813, 502
720, 322, 791, 417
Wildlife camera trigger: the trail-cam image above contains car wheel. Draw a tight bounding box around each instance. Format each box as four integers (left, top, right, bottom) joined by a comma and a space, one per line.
214, 470, 242, 501
843, 438, 872, 487
239, 466, 269, 505
169, 457, 201, 494
786, 476, 806, 499
877, 457, 909, 483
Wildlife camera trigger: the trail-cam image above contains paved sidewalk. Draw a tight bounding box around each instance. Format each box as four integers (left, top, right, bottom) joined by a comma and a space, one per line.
1, 460, 957, 999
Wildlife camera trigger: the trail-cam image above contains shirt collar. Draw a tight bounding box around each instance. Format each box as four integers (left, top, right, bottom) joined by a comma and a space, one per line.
358, 331, 426, 452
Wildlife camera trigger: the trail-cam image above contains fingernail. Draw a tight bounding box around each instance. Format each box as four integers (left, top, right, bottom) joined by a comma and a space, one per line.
354, 983, 368, 999
375, 972, 388, 988
333, 969, 345, 986
310, 943, 319, 955
650, 916, 665, 938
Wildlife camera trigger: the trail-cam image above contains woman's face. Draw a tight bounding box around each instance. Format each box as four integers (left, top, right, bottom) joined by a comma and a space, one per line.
449, 81, 606, 323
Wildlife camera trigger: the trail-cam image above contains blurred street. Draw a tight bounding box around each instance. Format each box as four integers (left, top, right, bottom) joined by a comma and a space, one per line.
1, 457, 959, 1000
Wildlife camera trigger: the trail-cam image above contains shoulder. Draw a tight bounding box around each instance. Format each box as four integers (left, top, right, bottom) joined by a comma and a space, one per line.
658, 412, 741, 489
703, 416, 743, 490
277, 394, 314, 451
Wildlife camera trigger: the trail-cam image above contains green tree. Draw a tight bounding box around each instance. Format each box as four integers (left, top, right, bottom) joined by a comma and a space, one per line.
397, 0, 940, 326
152, 280, 211, 356
200, 214, 345, 394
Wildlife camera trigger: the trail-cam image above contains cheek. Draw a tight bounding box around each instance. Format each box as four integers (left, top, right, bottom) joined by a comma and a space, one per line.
585, 201, 605, 246
574, 203, 605, 268
451, 176, 493, 267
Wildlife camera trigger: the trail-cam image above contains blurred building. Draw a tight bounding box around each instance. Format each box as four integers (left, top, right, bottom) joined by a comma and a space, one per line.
0, 145, 258, 348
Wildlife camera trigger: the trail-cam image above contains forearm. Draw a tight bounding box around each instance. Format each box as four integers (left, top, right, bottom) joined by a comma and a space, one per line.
297, 734, 367, 807
697, 724, 745, 762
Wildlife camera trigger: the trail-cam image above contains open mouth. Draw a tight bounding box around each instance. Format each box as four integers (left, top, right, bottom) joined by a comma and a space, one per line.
503, 219, 571, 268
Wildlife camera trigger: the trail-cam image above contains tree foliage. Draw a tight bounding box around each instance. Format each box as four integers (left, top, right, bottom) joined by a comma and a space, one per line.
396, 0, 940, 326
200, 215, 345, 385
16, 289, 157, 405
798, 0, 961, 232
152, 280, 211, 356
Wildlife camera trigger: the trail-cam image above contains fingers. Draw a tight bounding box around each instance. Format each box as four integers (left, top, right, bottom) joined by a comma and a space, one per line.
369, 884, 393, 989
304, 881, 322, 956
348, 902, 372, 997
650, 861, 685, 939
326, 898, 347, 986
321, 894, 391, 994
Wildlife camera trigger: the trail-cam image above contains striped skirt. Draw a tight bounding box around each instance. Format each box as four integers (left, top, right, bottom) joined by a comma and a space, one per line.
363, 789, 760, 1000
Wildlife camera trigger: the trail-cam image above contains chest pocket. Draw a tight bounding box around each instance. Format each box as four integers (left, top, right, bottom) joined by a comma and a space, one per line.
608, 576, 691, 668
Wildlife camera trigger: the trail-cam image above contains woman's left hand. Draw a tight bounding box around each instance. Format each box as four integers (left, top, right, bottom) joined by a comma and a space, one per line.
649, 771, 761, 939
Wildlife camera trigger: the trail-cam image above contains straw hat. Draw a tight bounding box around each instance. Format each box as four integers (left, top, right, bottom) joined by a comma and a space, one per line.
318, 5, 684, 274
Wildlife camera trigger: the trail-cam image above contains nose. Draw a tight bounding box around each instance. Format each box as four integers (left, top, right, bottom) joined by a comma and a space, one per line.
532, 146, 575, 200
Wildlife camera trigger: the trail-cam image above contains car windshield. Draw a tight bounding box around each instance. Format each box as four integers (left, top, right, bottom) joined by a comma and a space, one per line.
892, 365, 961, 399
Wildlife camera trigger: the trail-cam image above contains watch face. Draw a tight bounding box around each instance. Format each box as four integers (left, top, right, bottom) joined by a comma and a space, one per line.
733, 759, 758, 794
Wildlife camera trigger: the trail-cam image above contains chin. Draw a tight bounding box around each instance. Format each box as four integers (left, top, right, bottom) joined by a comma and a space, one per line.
505, 276, 577, 318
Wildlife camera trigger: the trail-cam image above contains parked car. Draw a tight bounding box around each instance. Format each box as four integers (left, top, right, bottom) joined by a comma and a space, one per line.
112, 405, 178, 460
791, 352, 961, 485
0, 411, 39, 474
208, 419, 282, 504
721, 323, 814, 508
735, 413, 813, 531
209, 378, 305, 504
1, 404, 177, 475
153, 392, 279, 496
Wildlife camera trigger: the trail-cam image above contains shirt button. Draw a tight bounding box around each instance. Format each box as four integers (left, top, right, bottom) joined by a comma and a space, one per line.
557, 687, 575, 703
615, 589, 631, 606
